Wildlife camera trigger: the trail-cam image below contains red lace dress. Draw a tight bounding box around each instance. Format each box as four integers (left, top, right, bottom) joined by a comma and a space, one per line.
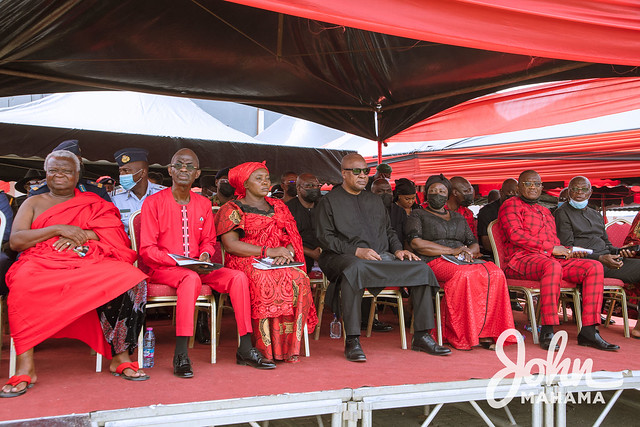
215, 198, 317, 362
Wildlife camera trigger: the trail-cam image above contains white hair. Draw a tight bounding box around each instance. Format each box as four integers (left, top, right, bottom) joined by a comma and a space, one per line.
44, 150, 81, 173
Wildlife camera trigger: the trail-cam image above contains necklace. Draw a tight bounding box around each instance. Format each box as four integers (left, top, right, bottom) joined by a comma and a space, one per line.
426, 206, 447, 215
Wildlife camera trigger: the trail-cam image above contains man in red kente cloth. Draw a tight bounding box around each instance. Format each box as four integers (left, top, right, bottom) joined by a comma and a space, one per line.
140, 149, 275, 378
2, 150, 149, 398
498, 169, 619, 352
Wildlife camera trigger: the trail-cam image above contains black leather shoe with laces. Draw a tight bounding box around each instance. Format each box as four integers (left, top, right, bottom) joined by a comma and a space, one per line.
236, 348, 276, 369
344, 337, 367, 362
173, 353, 194, 378
411, 333, 451, 356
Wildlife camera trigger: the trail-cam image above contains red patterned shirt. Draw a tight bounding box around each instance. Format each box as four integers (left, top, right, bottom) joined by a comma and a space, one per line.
498, 196, 559, 266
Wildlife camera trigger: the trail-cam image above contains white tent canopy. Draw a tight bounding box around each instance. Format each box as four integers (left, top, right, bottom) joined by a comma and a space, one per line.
257, 115, 376, 152
0, 91, 260, 143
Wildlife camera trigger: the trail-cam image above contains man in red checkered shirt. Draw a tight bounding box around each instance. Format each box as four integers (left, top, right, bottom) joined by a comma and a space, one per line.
498, 170, 619, 352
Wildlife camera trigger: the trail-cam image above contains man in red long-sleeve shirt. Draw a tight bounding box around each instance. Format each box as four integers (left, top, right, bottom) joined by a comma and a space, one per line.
140, 149, 275, 378
498, 170, 619, 352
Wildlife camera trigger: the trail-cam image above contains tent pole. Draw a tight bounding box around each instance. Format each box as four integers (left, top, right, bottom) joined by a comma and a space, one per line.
377, 140, 382, 164
601, 194, 607, 223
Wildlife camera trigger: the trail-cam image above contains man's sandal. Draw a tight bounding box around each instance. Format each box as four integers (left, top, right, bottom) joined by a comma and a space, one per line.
0, 375, 33, 398
111, 362, 149, 381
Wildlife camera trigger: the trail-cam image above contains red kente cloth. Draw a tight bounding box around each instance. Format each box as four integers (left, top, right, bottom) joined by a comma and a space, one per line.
428, 257, 516, 350
6, 190, 147, 356
215, 198, 317, 361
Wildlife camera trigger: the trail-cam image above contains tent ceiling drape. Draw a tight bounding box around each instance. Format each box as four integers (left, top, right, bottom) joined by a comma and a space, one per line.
0, 0, 638, 142
388, 78, 640, 142
368, 129, 640, 185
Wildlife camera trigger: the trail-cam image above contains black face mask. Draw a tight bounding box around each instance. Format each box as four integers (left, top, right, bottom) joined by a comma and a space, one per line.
301, 188, 321, 203
427, 193, 448, 210
459, 193, 474, 207
285, 185, 297, 197
379, 193, 393, 209
218, 181, 235, 198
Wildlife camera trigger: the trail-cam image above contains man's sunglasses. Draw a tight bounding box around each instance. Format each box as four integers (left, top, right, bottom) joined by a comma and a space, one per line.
170, 163, 198, 171
343, 167, 371, 176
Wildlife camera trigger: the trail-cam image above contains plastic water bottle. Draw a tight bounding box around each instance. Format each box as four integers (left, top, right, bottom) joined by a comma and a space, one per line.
329, 315, 342, 339
143, 327, 155, 368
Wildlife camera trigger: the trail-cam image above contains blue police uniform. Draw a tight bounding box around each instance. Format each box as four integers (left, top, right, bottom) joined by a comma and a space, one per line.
111, 181, 165, 233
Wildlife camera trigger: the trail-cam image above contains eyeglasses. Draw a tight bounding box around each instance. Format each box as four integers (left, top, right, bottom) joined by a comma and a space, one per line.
521, 181, 543, 188
170, 163, 198, 171
570, 186, 590, 193
343, 167, 371, 176
285, 180, 296, 184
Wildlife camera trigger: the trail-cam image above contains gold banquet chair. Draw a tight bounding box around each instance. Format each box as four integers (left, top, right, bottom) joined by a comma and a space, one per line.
363, 288, 407, 349
129, 210, 217, 364
487, 219, 583, 344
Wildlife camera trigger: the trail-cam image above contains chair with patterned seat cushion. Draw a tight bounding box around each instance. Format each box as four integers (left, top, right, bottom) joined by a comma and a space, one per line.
487, 219, 583, 344
604, 218, 631, 248
129, 210, 217, 364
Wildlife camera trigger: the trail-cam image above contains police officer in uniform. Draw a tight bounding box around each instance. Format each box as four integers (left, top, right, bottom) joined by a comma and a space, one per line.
111, 148, 165, 234
29, 140, 111, 202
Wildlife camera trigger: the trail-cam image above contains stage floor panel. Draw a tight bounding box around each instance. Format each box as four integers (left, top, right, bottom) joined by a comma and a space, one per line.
0, 310, 638, 422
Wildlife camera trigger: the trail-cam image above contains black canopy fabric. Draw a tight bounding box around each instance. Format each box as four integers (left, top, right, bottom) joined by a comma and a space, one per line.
0, 0, 638, 142
0, 123, 350, 183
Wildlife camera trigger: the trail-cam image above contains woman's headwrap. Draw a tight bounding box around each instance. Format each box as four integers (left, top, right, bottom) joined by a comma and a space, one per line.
229, 161, 268, 198
394, 178, 416, 196
425, 174, 452, 196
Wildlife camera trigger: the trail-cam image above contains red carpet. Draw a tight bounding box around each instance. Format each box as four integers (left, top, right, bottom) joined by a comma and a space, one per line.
0, 310, 638, 422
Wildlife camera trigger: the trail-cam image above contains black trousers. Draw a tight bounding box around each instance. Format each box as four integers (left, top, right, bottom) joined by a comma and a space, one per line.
340, 277, 435, 336
603, 257, 640, 283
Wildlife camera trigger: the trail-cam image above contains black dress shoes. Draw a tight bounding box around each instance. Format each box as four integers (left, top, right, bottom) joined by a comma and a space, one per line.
236, 348, 276, 369
411, 333, 451, 356
173, 353, 194, 378
578, 331, 620, 351
195, 311, 211, 345
539, 332, 559, 351
344, 337, 367, 362
361, 319, 393, 332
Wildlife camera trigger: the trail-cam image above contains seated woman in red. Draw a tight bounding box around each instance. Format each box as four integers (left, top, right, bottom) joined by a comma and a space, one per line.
215, 162, 317, 363
2, 150, 148, 398
404, 174, 516, 350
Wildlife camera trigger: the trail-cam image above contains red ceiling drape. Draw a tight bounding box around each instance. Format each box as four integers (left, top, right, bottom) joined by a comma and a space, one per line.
230, 0, 640, 66
367, 129, 640, 185
389, 78, 640, 142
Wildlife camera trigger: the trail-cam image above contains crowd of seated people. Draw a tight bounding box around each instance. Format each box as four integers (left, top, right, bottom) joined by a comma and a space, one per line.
1, 141, 635, 398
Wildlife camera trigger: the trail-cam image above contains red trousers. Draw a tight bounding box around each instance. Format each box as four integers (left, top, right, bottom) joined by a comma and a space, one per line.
148, 266, 253, 336
505, 254, 603, 326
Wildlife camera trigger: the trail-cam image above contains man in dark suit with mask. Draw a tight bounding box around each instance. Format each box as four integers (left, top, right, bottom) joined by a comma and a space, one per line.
285, 173, 322, 269
448, 176, 477, 239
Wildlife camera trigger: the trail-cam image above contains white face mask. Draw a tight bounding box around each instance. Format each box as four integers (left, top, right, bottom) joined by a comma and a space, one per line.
568, 198, 588, 210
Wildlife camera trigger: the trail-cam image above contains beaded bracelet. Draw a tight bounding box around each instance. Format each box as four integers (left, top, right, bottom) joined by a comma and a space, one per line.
261, 246, 268, 258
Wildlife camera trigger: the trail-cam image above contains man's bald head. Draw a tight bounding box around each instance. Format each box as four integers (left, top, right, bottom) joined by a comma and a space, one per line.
297, 173, 317, 186
171, 148, 199, 168
371, 178, 392, 195
517, 170, 542, 201
450, 176, 474, 207
569, 176, 590, 188
341, 153, 366, 169
500, 178, 518, 202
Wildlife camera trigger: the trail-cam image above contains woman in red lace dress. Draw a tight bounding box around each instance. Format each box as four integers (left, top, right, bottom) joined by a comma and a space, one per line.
215, 162, 317, 362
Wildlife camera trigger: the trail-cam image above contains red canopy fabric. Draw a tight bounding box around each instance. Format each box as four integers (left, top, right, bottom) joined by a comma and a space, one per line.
368, 129, 640, 185
389, 78, 640, 142
233, 0, 640, 66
